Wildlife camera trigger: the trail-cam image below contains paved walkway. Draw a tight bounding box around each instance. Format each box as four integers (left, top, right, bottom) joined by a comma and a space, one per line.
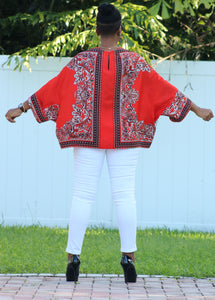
0, 274, 214, 300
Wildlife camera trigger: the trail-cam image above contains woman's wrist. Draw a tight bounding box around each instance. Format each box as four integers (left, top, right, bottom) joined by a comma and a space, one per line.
18, 100, 31, 113
190, 101, 200, 115
18, 103, 26, 113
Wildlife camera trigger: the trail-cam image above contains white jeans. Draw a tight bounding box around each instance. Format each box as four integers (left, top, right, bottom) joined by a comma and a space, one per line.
66, 147, 140, 255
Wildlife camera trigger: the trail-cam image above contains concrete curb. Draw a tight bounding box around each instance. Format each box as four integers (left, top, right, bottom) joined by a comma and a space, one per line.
1, 273, 215, 279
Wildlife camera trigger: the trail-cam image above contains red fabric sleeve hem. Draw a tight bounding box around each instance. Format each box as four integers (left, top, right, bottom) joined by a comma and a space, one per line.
169, 99, 191, 122
162, 90, 192, 122
29, 93, 48, 123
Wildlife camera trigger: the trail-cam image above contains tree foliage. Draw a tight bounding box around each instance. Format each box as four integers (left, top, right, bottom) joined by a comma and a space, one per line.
0, 0, 215, 71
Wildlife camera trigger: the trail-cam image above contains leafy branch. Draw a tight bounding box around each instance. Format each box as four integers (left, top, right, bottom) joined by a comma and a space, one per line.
1, 0, 215, 71
2, 3, 168, 71
154, 41, 215, 66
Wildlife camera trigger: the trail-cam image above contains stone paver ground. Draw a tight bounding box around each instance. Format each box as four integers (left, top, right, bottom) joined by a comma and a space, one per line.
0, 274, 214, 300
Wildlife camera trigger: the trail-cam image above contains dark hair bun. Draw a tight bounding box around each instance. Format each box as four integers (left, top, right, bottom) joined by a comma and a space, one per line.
97, 3, 121, 25
98, 3, 115, 16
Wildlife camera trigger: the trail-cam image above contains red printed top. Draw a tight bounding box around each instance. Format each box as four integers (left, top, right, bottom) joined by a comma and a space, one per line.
29, 48, 191, 149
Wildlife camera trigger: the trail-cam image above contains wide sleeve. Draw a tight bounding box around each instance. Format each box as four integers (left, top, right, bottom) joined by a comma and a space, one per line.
139, 62, 191, 123
29, 66, 67, 123
161, 90, 192, 122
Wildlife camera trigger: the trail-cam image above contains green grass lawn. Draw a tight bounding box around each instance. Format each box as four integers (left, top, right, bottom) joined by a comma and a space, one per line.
0, 226, 215, 278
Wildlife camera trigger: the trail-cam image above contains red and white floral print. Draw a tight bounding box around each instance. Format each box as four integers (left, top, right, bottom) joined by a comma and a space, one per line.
162, 90, 191, 122
30, 48, 191, 149
44, 104, 59, 121
119, 52, 154, 143
59, 52, 98, 142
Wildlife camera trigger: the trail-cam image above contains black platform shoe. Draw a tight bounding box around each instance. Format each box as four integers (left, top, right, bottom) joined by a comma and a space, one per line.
66, 254, 80, 282
120, 254, 137, 283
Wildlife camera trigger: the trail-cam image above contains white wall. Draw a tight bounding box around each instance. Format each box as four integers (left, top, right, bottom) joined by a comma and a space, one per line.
0, 55, 215, 231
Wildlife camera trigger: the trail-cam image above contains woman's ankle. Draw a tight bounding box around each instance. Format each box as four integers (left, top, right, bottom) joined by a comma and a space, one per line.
68, 253, 80, 262
122, 252, 135, 262
68, 253, 73, 261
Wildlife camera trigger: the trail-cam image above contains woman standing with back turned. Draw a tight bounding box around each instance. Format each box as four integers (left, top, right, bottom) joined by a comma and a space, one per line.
6, 3, 213, 283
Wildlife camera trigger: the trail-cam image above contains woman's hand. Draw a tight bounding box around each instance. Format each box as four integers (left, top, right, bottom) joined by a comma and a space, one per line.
195, 107, 214, 121
190, 102, 214, 121
5, 101, 30, 123
5, 108, 23, 123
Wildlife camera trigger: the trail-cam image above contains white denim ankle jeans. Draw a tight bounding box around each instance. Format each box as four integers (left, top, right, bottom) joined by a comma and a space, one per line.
66, 147, 140, 255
